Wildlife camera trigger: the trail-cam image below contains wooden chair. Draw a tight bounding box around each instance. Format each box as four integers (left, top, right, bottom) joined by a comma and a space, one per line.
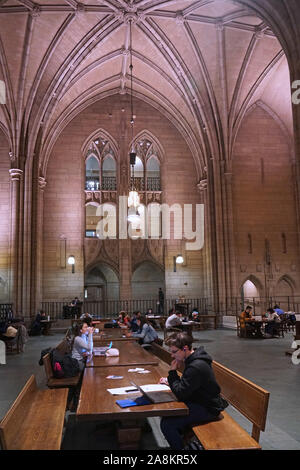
0, 375, 68, 450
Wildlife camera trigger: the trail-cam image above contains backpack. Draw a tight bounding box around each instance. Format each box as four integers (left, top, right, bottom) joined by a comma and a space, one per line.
38, 347, 52, 366
50, 349, 80, 378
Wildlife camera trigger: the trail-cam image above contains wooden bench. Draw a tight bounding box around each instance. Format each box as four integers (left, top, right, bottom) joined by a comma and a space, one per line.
42, 336, 81, 388
0, 375, 68, 449
149, 342, 269, 450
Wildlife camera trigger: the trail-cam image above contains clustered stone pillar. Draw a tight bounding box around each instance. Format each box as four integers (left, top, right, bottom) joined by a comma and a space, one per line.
8, 168, 23, 314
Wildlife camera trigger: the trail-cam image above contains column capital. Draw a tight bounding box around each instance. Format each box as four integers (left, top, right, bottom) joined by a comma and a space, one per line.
38, 176, 47, 191
197, 179, 208, 192
9, 169, 23, 181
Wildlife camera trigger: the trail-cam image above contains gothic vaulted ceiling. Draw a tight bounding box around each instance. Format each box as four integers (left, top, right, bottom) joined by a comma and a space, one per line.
0, 0, 293, 175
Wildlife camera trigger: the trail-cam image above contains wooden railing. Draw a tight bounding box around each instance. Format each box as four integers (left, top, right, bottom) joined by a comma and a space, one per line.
40, 298, 209, 320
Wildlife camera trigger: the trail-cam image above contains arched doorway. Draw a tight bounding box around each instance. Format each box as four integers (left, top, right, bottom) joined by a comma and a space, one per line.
84, 264, 119, 316
241, 277, 262, 314
132, 261, 165, 304
275, 276, 295, 311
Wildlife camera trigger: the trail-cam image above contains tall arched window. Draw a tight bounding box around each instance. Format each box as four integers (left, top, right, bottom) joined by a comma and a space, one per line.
85, 155, 100, 190
146, 156, 160, 191
131, 156, 144, 190
102, 155, 116, 190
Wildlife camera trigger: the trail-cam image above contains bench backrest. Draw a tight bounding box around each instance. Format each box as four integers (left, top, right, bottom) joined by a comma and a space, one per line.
149, 342, 269, 442
0, 375, 37, 450
43, 353, 54, 381
212, 360, 269, 441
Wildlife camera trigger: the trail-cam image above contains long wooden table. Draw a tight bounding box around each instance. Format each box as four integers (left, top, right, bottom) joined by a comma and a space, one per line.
93, 328, 138, 342
76, 364, 188, 421
86, 340, 159, 368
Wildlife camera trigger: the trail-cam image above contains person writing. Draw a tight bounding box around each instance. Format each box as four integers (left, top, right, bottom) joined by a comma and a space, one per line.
165, 310, 183, 330
71, 321, 94, 371
159, 332, 226, 450
125, 315, 158, 345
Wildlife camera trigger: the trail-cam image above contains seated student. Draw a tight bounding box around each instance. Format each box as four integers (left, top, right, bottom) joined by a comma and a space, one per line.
80, 312, 93, 325
273, 304, 284, 316
129, 311, 141, 333
165, 311, 183, 330
29, 310, 46, 336
126, 315, 158, 345
71, 321, 94, 371
239, 305, 257, 337
117, 311, 130, 327
190, 307, 199, 321
264, 308, 281, 337
159, 332, 226, 450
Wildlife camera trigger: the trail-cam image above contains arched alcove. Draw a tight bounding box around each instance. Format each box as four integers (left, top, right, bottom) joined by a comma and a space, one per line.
132, 261, 164, 300
146, 156, 161, 191
240, 276, 263, 314
84, 263, 119, 315
85, 155, 100, 190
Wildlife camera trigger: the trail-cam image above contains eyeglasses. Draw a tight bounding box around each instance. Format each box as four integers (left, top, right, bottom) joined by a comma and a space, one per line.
169, 348, 181, 354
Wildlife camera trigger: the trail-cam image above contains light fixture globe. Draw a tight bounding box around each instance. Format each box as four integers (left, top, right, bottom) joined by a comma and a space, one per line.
127, 206, 140, 223
128, 189, 140, 209
176, 255, 184, 264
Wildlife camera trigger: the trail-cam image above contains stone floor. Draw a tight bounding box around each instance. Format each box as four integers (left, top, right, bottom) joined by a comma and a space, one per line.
0, 327, 299, 450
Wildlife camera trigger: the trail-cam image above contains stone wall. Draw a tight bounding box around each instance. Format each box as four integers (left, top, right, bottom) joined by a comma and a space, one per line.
43, 95, 204, 301
232, 104, 300, 298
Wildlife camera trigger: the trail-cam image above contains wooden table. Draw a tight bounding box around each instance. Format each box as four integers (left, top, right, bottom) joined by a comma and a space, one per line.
86, 340, 159, 368
93, 328, 138, 342
40, 320, 54, 335
77, 365, 188, 421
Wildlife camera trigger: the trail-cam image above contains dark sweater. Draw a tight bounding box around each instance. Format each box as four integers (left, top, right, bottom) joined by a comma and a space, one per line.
168, 346, 224, 414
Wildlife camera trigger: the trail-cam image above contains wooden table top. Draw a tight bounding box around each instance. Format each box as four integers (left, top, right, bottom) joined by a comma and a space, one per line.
86, 340, 159, 368
76, 364, 188, 421
93, 328, 138, 342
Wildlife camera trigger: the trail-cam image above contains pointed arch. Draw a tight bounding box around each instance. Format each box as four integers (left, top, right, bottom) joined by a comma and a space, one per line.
240, 274, 264, 297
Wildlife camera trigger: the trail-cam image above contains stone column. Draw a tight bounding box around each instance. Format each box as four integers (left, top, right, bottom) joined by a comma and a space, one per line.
224, 170, 238, 310
118, 98, 132, 300
33, 176, 47, 313
197, 179, 210, 301
210, 158, 227, 315
8, 168, 23, 313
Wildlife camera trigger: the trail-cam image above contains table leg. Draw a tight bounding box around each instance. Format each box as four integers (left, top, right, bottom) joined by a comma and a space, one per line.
117, 420, 142, 450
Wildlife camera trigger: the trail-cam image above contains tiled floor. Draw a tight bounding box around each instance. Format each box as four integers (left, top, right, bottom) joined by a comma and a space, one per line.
0, 327, 299, 450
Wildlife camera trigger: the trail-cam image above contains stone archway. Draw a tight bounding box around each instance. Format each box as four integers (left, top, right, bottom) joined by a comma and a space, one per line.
132, 261, 165, 302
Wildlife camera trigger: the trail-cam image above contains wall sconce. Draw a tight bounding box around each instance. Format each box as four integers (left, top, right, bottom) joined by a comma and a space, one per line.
173, 254, 184, 272
68, 255, 75, 273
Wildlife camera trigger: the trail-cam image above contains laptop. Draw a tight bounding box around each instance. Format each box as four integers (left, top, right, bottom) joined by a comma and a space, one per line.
130, 381, 177, 404
93, 341, 113, 356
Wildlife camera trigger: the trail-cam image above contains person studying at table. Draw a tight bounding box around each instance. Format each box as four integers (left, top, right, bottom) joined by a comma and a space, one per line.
125, 315, 158, 345
71, 321, 94, 371
159, 332, 226, 450
165, 311, 183, 330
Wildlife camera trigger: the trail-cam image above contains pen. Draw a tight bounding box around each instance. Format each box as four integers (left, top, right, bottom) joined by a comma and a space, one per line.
125, 388, 138, 392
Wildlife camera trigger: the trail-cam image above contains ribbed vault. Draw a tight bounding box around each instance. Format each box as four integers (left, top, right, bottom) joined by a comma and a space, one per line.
0, 0, 294, 177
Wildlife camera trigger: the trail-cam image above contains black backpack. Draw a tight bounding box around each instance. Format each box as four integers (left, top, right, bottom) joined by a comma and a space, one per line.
50, 349, 80, 378
38, 347, 52, 366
